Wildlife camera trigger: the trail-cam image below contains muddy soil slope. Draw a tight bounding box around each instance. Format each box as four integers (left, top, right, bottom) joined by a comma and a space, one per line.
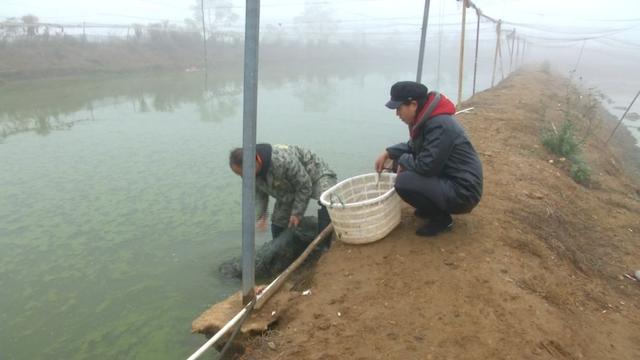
241, 68, 640, 360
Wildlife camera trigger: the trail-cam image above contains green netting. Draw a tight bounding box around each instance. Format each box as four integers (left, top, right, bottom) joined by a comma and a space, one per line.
218, 216, 318, 279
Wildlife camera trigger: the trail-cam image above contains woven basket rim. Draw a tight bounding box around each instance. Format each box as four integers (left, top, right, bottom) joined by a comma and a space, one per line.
319, 172, 396, 209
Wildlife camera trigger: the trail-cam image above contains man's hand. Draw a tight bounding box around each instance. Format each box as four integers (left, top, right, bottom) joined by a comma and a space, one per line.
288, 215, 300, 228
256, 214, 268, 232
397, 164, 405, 174
374, 150, 390, 173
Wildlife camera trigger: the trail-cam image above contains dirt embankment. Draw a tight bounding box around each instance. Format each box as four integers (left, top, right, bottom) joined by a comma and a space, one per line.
238, 68, 640, 359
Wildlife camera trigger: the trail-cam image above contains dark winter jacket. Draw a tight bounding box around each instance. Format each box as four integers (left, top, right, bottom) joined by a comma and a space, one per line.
386, 92, 483, 209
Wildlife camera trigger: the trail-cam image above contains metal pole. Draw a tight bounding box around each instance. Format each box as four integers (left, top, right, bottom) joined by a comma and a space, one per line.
573, 40, 586, 73
606, 89, 640, 144
241, 0, 260, 305
436, 0, 444, 89
416, 0, 431, 83
472, 7, 480, 95
200, 0, 208, 69
457, 0, 468, 105
491, 20, 501, 87
509, 29, 515, 72
515, 37, 520, 68
498, 28, 504, 80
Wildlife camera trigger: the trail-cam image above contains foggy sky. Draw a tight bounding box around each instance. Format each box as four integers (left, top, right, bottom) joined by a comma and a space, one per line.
3, 0, 639, 42
3, 0, 639, 88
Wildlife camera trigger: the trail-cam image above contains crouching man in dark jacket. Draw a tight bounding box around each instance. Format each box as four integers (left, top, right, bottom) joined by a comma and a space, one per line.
374, 81, 483, 237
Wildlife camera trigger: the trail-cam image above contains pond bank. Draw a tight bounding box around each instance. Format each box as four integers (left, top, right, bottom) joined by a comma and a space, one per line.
232, 68, 640, 359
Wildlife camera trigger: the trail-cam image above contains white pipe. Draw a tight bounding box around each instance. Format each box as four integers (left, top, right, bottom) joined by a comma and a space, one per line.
185, 274, 281, 360
186, 304, 251, 360
186, 224, 332, 359
455, 107, 474, 115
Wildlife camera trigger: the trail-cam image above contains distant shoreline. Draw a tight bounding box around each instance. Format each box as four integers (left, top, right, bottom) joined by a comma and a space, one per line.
0, 36, 407, 83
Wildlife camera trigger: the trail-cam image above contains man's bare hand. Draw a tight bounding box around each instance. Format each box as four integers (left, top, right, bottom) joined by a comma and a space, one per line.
374, 150, 390, 173
288, 215, 300, 228
256, 214, 268, 232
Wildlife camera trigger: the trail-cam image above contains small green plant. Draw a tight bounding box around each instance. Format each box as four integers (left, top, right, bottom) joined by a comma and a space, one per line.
570, 159, 591, 184
541, 120, 581, 159
542, 124, 592, 184
540, 76, 602, 186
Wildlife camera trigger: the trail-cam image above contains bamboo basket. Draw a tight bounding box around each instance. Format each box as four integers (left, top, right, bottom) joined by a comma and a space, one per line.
319, 172, 401, 244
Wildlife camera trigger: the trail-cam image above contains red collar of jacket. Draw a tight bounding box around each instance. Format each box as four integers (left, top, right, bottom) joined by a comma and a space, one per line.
409, 92, 456, 139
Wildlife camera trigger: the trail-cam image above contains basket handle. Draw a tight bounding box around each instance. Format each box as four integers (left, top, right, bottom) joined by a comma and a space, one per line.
328, 193, 346, 209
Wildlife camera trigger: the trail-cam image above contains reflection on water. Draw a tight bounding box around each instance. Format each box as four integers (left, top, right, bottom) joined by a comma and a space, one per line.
0, 62, 392, 140
0, 70, 245, 139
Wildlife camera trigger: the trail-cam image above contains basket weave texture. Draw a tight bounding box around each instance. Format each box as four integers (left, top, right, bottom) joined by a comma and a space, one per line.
319, 172, 401, 244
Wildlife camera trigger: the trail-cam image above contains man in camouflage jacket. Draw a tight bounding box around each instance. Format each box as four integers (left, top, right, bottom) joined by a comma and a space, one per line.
229, 143, 337, 238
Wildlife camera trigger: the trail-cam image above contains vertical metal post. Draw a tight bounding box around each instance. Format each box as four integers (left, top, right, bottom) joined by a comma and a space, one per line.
472, 8, 480, 95
436, 0, 444, 89
573, 40, 586, 73
509, 29, 516, 72
200, 0, 209, 71
241, 0, 260, 305
457, 0, 468, 105
515, 37, 520, 68
606, 89, 640, 144
498, 24, 505, 80
491, 20, 501, 87
416, 0, 431, 83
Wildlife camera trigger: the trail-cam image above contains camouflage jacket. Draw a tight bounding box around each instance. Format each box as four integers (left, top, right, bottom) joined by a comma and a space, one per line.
256, 144, 336, 227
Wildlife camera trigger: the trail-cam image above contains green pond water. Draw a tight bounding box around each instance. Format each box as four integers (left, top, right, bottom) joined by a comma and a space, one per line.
2, 64, 474, 359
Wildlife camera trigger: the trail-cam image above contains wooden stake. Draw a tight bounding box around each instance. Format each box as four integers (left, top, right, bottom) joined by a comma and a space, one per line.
491, 20, 501, 87
457, 0, 468, 105
509, 29, 516, 72
472, 7, 480, 95
498, 28, 504, 80
515, 37, 520, 68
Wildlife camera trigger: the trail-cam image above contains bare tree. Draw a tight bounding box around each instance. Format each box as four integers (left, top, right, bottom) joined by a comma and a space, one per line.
21, 14, 39, 37
293, 1, 337, 45
191, 0, 238, 39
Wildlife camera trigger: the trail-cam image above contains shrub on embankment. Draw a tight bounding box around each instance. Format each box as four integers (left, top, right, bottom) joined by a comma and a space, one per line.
539, 72, 607, 185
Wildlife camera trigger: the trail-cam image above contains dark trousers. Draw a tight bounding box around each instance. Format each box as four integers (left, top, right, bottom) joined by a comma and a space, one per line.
394, 171, 455, 218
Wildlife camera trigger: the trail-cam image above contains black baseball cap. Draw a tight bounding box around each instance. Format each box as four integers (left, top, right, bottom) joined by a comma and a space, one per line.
385, 81, 429, 109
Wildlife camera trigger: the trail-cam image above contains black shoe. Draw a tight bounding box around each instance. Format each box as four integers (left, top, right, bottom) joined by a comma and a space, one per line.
415, 214, 453, 237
